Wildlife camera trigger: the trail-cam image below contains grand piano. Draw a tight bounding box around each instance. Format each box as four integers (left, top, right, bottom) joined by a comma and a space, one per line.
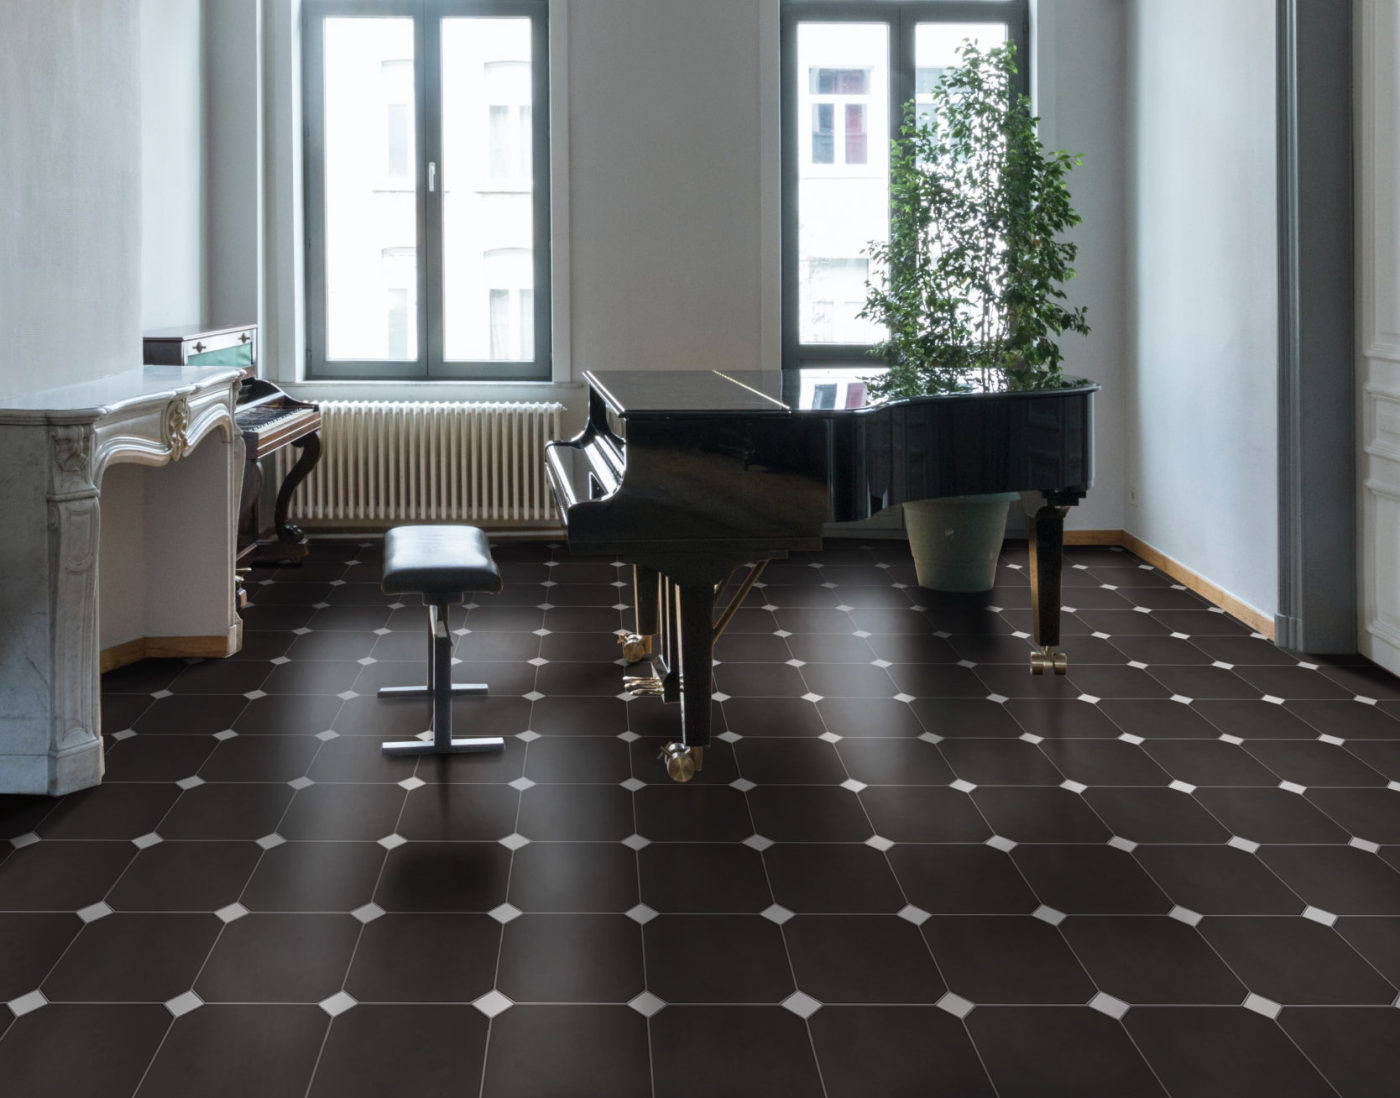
545, 369, 1097, 781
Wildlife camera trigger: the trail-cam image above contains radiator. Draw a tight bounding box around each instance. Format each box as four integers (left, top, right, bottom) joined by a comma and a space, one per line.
272, 399, 566, 529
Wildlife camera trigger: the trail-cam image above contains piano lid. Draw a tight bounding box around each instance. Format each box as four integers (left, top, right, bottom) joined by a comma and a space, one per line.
586, 370, 797, 417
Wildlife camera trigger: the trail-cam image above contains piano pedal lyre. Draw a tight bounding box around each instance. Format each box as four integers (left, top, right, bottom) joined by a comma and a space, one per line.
618, 631, 653, 663
624, 673, 666, 698
659, 741, 703, 783
1030, 646, 1068, 675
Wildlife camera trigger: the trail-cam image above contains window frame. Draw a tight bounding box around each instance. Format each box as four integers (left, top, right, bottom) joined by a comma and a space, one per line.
779, 0, 1029, 374
302, 0, 551, 382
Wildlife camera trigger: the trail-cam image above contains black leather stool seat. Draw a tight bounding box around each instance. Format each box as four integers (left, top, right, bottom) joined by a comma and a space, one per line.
381, 525, 502, 602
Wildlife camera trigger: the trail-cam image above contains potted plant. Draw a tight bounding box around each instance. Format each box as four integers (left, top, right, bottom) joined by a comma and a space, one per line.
860, 40, 1090, 592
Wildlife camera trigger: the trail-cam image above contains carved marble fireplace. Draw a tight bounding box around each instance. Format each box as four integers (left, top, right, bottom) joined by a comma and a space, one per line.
0, 366, 244, 795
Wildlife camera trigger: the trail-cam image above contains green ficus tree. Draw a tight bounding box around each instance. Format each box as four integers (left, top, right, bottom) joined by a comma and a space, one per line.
861, 41, 1089, 399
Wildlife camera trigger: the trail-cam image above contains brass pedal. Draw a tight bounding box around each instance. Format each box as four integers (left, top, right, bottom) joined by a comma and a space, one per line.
1030, 647, 1069, 675
617, 632, 653, 663
624, 675, 666, 697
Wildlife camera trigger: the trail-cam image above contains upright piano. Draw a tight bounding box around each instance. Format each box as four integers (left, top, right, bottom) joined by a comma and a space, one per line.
545, 369, 1097, 781
143, 324, 322, 577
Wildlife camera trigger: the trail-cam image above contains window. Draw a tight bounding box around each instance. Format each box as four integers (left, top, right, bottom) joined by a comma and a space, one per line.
781, 1, 1028, 375
303, 0, 550, 381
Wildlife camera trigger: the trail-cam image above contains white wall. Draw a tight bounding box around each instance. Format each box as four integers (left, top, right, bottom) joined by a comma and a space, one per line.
1125, 0, 1278, 619
0, 0, 141, 398
1032, 0, 1127, 534
141, 0, 206, 330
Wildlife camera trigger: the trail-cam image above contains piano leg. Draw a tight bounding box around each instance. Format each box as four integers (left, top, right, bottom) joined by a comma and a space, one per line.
620, 565, 659, 663
659, 580, 716, 782
1024, 496, 1071, 674
271, 430, 322, 553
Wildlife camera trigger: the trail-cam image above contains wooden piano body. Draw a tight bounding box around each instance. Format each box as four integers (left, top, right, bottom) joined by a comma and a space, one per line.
546, 368, 1097, 780
143, 324, 322, 571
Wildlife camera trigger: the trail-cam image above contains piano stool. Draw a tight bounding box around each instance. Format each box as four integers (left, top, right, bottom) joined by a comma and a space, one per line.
376, 525, 506, 758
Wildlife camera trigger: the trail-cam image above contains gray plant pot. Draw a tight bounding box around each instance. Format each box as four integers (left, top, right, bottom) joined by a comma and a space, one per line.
903, 493, 1018, 592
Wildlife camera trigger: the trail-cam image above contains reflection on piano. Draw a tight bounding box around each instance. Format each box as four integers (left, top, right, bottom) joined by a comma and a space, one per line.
546, 369, 1097, 782
143, 324, 322, 582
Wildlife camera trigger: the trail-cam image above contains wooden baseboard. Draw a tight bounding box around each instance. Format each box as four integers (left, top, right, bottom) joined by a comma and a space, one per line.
1063, 529, 1126, 546
101, 635, 238, 674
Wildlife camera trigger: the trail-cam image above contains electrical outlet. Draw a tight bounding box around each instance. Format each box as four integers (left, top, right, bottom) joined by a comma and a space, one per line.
1129, 487, 1139, 506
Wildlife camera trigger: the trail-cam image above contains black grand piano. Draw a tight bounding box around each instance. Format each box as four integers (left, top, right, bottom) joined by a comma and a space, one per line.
545, 369, 1097, 781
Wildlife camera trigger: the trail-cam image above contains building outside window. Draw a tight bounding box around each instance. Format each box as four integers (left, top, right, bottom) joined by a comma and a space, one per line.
303, 0, 550, 380
780, 1, 1029, 385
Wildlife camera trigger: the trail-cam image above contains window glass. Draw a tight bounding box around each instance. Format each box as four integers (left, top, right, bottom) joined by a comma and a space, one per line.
441, 17, 535, 362
795, 21, 888, 346
321, 17, 417, 362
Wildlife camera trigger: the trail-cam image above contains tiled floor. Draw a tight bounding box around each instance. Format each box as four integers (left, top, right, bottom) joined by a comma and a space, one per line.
2, 537, 1400, 1097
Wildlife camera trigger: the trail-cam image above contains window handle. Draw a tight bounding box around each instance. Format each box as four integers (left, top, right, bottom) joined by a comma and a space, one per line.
428, 161, 436, 193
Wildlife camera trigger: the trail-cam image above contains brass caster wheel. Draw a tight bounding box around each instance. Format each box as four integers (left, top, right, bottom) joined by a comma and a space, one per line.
1030, 648, 1069, 676
659, 741, 697, 783
618, 632, 653, 664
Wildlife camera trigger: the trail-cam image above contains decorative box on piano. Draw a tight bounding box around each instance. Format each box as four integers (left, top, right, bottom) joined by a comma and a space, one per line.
142, 324, 322, 575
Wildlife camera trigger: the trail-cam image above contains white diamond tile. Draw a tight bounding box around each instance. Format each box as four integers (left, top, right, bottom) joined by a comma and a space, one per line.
499, 833, 531, 851
622, 834, 651, 851
743, 834, 774, 852
352, 903, 386, 924
627, 904, 659, 925
1032, 905, 1066, 926
288, 776, 315, 790
1169, 780, 1196, 794
802, 692, 824, 704
986, 693, 1009, 705
865, 835, 895, 852
937, 992, 975, 1018
950, 779, 977, 793
985, 835, 1016, 853
1262, 695, 1285, 705
1218, 734, 1245, 745
355, 657, 376, 667
1302, 906, 1337, 927
711, 692, 731, 703
785, 659, 806, 669
1279, 781, 1307, 795
1108, 836, 1138, 853
957, 659, 978, 670
132, 832, 163, 850
1171, 632, 1191, 640
1242, 993, 1282, 1019
1228, 836, 1260, 854
510, 777, 537, 792
760, 604, 779, 613
518, 730, 542, 742
532, 629, 552, 637
1168, 905, 1203, 927
523, 691, 545, 702
111, 729, 137, 742
215, 903, 249, 923
1297, 661, 1319, 671
898, 904, 930, 926
871, 659, 892, 669
1019, 733, 1044, 745
1318, 733, 1346, 746
175, 776, 205, 791
527, 657, 549, 667
1092, 632, 1112, 640
893, 693, 915, 704
840, 779, 867, 793
151, 690, 173, 700
1119, 733, 1145, 745
1389, 782, 1400, 793
1356, 695, 1378, 706
372, 628, 391, 636
398, 776, 426, 791
1128, 661, 1150, 670
1350, 837, 1381, 854
616, 777, 644, 792
243, 690, 267, 700
628, 991, 666, 1017
315, 730, 339, 742
1060, 780, 1088, 794
1168, 694, 1192, 706
378, 833, 407, 850
919, 732, 944, 745
7, 991, 46, 1017
212, 729, 238, 742
473, 991, 514, 1018
1076, 694, 1101, 706
1088, 992, 1129, 1020
76, 902, 113, 924
336, 691, 359, 701
762, 904, 795, 925
782, 991, 822, 1019
852, 630, 872, 639
774, 630, 793, 639
256, 833, 286, 851
1211, 661, 1236, 671
730, 778, 756, 793
489, 903, 523, 924
819, 731, 843, 744
718, 731, 743, 743
165, 991, 203, 1018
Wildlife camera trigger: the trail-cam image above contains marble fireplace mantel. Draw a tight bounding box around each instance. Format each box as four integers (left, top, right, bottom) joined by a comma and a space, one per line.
0, 366, 245, 795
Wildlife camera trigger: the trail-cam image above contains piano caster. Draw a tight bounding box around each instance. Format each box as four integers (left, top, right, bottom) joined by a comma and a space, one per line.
659, 741, 703, 783
618, 632, 653, 663
1030, 647, 1068, 676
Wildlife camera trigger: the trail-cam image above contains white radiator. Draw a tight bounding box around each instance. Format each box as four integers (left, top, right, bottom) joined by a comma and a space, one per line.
272, 399, 565, 528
